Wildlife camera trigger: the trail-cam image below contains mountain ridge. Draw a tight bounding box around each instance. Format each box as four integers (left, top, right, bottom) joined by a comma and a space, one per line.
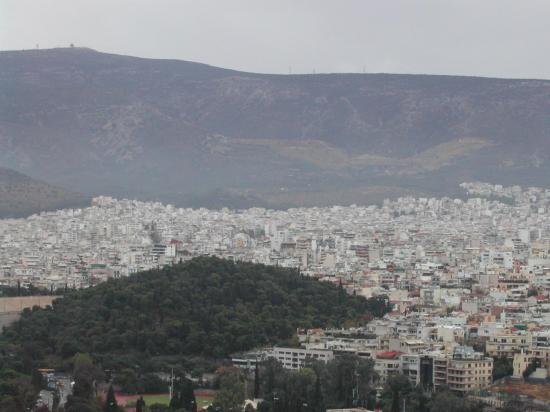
4, 47, 550, 80
1, 47, 549, 208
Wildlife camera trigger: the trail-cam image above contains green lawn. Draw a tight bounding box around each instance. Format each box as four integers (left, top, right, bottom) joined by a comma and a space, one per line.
126, 394, 169, 406
196, 396, 213, 408
126, 393, 213, 408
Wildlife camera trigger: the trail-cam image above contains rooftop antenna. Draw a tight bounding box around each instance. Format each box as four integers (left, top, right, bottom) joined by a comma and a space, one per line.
288, 65, 292, 75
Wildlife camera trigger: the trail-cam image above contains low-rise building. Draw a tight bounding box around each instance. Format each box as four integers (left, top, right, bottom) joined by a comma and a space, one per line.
374, 351, 403, 384
486, 333, 531, 358
271, 347, 334, 370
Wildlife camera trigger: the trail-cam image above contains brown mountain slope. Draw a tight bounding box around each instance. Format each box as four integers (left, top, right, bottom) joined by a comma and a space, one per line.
0, 167, 90, 218
0, 47, 549, 208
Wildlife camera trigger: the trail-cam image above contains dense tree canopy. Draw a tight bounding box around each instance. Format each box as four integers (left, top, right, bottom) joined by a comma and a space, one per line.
0, 257, 390, 373
492, 357, 513, 382
213, 367, 246, 412
64, 353, 104, 412
0, 368, 37, 412
253, 355, 377, 412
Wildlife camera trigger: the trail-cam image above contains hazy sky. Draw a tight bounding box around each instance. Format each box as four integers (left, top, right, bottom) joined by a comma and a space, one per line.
2, 0, 550, 79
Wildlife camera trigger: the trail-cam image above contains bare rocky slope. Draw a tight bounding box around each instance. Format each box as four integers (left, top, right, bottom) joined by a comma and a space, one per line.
1, 47, 549, 208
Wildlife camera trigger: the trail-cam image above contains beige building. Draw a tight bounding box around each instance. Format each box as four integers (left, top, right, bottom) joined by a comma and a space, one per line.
513, 346, 550, 378
434, 347, 493, 393
486, 333, 531, 358
513, 350, 532, 378
388, 337, 428, 354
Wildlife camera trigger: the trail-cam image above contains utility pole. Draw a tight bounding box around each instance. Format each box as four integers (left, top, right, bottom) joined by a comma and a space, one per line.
169, 368, 174, 401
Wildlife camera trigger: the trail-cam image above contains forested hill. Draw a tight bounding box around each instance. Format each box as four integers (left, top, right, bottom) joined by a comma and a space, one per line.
0, 257, 390, 370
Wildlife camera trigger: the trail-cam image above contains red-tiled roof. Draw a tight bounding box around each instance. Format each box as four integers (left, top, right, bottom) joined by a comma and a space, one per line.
376, 351, 403, 359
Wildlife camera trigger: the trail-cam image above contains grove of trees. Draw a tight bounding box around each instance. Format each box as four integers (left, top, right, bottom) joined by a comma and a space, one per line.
0, 257, 391, 410
0, 257, 390, 375
248, 355, 378, 412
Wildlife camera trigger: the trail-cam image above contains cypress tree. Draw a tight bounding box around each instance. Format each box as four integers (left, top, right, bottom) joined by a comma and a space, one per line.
183, 379, 197, 412
169, 386, 183, 410
254, 362, 260, 399
104, 384, 118, 412
136, 396, 146, 412
311, 373, 325, 412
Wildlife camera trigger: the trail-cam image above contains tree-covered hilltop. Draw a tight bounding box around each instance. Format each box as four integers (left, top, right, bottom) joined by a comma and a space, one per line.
1, 257, 390, 372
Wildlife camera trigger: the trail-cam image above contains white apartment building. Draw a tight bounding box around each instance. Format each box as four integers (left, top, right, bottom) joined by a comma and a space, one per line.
271, 347, 334, 370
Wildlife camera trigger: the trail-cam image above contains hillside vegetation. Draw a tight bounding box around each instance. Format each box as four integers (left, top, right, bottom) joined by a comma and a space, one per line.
0, 257, 389, 371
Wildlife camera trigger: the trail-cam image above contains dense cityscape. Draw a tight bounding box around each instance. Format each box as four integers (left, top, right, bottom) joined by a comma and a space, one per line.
2, 182, 549, 296
2, 182, 550, 409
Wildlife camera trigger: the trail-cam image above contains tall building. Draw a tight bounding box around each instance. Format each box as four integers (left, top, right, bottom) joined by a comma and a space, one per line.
434, 346, 493, 393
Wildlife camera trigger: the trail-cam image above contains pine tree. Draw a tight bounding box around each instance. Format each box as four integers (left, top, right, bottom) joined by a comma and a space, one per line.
104, 384, 118, 412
